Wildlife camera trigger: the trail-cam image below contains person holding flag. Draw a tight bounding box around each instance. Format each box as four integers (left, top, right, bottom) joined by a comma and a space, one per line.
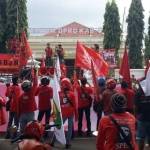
59, 78, 76, 149
18, 69, 38, 133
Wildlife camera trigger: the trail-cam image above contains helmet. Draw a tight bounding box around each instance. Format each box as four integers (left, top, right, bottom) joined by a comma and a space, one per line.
106, 79, 116, 89
80, 77, 87, 85
98, 78, 105, 87
21, 80, 32, 92
61, 78, 71, 90
111, 93, 127, 113
24, 121, 44, 140
40, 76, 50, 86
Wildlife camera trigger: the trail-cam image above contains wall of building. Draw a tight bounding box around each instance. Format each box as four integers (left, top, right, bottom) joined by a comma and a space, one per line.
29, 35, 125, 60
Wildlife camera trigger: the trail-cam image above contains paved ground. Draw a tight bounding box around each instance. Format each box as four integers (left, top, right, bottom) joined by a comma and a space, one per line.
0, 137, 96, 150
53, 137, 96, 150
0, 134, 150, 150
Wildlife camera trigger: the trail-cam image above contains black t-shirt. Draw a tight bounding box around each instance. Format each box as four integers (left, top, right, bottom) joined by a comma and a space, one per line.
135, 89, 150, 121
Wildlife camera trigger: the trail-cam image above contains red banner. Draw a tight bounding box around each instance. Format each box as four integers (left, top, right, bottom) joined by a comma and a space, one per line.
0, 54, 20, 73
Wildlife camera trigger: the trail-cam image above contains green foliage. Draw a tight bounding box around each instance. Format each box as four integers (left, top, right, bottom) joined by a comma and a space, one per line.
126, 0, 144, 68
0, 0, 7, 52
103, 0, 121, 63
144, 16, 150, 63
6, 0, 28, 40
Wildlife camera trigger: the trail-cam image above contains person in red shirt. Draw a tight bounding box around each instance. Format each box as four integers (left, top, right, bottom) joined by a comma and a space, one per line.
93, 44, 100, 53
97, 93, 137, 150
77, 77, 93, 136
101, 79, 117, 115
55, 44, 64, 64
18, 70, 38, 133
45, 43, 53, 67
60, 78, 76, 149
117, 81, 135, 114
35, 76, 53, 125
93, 78, 106, 130
18, 121, 51, 150
5, 75, 21, 139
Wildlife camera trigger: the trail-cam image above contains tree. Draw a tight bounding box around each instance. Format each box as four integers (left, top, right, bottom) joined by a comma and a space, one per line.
103, 0, 121, 63
6, 0, 28, 40
144, 16, 150, 63
126, 0, 144, 68
0, 0, 7, 52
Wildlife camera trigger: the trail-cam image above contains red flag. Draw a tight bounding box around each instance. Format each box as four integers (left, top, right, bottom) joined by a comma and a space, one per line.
75, 41, 109, 77
119, 47, 131, 88
91, 61, 99, 101
20, 31, 32, 58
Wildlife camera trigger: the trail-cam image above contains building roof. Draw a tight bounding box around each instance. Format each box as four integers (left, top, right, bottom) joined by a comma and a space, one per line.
45, 22, 103, 37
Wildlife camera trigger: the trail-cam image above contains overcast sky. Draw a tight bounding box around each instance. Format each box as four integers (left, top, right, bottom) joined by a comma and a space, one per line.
27, 0, 150, 30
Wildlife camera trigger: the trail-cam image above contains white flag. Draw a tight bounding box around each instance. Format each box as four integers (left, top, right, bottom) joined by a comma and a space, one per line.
55, 56, 61, 81
51, 72, 66, 145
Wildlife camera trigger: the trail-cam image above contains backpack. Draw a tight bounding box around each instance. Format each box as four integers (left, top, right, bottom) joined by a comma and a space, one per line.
109, 115, 134, 150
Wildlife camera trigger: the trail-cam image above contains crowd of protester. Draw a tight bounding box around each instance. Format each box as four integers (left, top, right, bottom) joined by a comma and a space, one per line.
0, 44, 150, 150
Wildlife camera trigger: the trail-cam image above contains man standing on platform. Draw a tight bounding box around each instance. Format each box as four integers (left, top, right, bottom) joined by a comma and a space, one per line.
45, 43, 53, 67
55, 44, 64, 64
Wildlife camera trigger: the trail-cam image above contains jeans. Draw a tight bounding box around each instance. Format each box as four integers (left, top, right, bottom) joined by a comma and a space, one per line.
6, 112, 19, 137
19, 112, 34, 133
63, 116, 73, 144
96, 112, 102, 130
136, 120, 150, 141
51, 115, 73, 145
38, 109, 51, 125
78, 107, 91, 132
7, 112, 19, 129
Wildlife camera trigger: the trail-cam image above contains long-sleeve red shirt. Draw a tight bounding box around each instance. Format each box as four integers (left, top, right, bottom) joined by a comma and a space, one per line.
59, 91, 76, 118
5, 85, 21, 112
18, 73, 38, 115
